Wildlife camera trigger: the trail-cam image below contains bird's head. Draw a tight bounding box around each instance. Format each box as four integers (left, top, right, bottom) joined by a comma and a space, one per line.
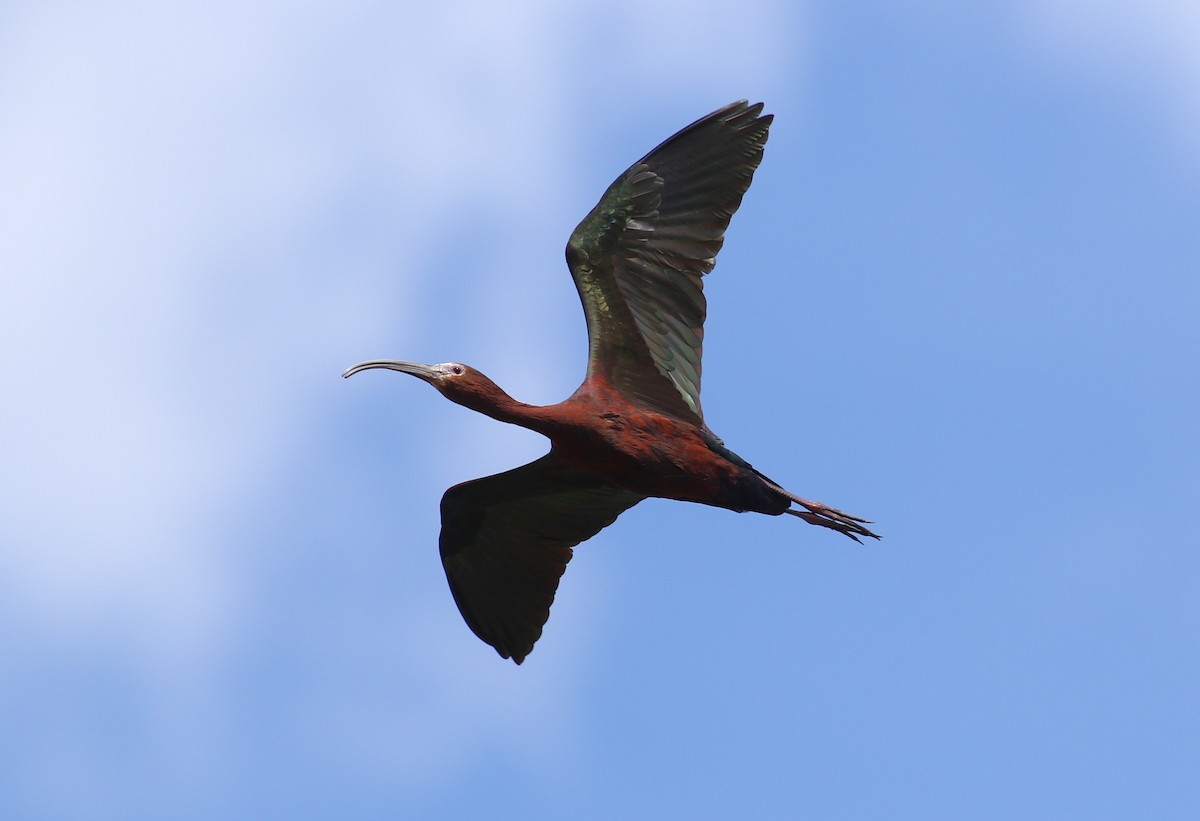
342, 359, 512, 418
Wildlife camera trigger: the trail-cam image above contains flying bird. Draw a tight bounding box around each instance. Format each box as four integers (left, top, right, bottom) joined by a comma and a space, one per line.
345, 101, 878, 664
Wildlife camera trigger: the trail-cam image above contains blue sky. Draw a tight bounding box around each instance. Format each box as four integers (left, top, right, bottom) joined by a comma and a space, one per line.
2, 1, 1198, 818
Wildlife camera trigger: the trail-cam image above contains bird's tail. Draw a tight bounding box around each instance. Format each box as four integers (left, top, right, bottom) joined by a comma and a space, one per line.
759, 475, 880, 543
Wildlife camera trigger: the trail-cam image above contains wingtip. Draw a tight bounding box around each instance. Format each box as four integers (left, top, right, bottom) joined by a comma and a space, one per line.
719, 99, 767, 120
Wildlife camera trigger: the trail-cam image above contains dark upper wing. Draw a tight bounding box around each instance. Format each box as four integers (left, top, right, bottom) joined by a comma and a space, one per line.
439, 453, 643, 664
566, 101, 772, 423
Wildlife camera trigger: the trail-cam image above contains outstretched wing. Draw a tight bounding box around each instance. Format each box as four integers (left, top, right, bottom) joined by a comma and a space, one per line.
439, 453, 643, 664
566, 100, 772, 424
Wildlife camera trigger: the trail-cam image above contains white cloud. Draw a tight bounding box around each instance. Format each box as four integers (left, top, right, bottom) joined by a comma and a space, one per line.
0, 0, 567, 627
1023, 0, 1200, 164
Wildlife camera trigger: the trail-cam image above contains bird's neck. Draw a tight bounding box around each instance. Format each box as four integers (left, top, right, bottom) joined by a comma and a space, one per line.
448, 378, 555, 433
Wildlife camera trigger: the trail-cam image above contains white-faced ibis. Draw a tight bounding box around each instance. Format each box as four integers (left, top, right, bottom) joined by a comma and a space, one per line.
345, 101, 878, 664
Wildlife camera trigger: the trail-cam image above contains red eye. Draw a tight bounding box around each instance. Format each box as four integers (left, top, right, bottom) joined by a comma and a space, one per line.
450, 365, 464, 375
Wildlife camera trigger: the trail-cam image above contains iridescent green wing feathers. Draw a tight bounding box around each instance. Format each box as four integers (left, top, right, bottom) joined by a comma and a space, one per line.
439, 454, 644, 664
566, 101, 772, 423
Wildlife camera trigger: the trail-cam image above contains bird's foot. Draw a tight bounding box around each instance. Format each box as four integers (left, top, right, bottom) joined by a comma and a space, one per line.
786, 498, 880, 543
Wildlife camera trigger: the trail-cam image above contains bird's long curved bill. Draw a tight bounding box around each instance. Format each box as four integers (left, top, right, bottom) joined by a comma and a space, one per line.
342, 359, 438, 379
